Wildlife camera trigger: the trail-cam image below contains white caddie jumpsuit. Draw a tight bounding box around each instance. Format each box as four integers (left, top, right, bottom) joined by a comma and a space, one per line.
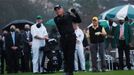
31, 23, 48, 73
74, 27, 86, 71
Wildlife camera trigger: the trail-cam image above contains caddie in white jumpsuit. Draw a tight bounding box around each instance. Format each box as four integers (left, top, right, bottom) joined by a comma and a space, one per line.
31, 16, 48, 73
73, 23, 86, 71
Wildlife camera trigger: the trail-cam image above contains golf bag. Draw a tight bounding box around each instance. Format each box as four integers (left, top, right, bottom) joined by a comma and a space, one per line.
41, 38, 62, 73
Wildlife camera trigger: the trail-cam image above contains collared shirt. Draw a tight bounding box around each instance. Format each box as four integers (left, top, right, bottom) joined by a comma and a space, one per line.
75, 27, 84, 49
92, 25, 99, 30
11, 32, 15, 45
26, 31, 30, 41
2, 36, 5, 50
75, 28, 84, 43
119, 24, 125, 40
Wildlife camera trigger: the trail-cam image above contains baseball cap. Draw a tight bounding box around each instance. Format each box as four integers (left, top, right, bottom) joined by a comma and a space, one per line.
54, 5, 62, 11
118, 17, 124, 21
36, 15, 43, 19
92, 16, 98, 21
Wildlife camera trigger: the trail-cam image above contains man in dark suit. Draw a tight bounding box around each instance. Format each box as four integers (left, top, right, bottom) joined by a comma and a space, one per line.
21, 24, 32, 72
0, 30, 8, 74
5, 25, 21, 73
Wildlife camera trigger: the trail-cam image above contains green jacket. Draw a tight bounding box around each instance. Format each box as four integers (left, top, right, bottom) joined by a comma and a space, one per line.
105, 26, 116, 48
115, 22, 132, 45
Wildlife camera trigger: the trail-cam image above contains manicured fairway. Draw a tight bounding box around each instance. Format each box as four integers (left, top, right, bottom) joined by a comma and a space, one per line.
3, 70, 134, 75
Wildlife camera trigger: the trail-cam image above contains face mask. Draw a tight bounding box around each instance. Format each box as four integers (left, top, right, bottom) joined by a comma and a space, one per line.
36, 23, 41, 28
10, 28, 15, 32
3, 33, 6, 36
25, 28, 30, 31
119, 20, 124, 25
119, 22, 124, 25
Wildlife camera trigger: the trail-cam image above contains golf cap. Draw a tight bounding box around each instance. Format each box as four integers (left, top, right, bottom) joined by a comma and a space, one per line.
92, 16, 98, 21
54, 5, 62, 11
118, 17, 124, 21
36, 15, 43, 19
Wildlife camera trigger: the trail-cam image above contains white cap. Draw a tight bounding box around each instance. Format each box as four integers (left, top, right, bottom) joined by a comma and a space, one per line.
117, 16, 125, 20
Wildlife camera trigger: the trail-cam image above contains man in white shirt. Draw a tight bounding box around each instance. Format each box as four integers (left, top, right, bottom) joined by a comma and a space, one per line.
31, 16, 48, 73
73, 23, 85, 71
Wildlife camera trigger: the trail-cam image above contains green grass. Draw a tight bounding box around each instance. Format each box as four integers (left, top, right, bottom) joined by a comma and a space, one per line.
3, 70, 134, 75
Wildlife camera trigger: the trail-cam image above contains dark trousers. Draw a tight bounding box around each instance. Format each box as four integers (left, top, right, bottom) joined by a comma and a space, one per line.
6, 50, 19, 73
90, 42, 106, 71
21, 48, 31, 72
60, 34, 76, 73
118, 40, 131, 70
0, 50, 5, 74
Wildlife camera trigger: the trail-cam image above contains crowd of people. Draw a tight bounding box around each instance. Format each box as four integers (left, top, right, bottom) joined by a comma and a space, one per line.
0, 24, 32, 74
0, 5, 133, 75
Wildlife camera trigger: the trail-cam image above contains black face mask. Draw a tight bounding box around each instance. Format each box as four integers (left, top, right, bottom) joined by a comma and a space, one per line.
119, 21, 124, 25
36, 23, 41, 28
10, 28, 15, 32
3, 33, 6, 36
25, 28, 30, 31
